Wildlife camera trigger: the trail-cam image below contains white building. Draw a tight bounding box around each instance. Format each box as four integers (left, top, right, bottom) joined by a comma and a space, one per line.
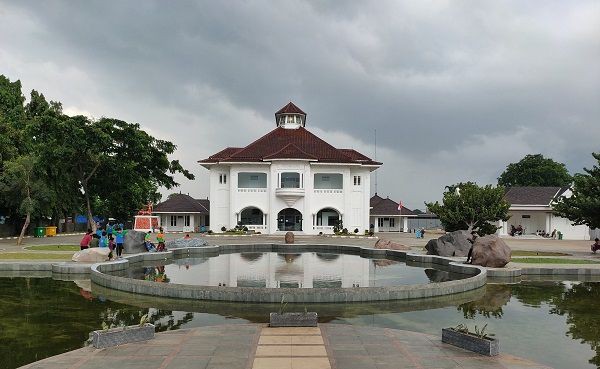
152, 194, 210, 233
369, 194, 417, 232
498, 186, 590, 240
199, 102, 381, 234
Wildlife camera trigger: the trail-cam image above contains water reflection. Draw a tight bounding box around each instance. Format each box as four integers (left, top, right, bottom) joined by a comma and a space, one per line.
111, 252, 467, 288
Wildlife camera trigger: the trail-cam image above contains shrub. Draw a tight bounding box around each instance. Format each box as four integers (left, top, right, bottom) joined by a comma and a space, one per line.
341, 228, 348, 234
207, 230, 213, 234
318, 232, 323, 236
220, 226, 226, 232
242, 226, 248, 232
354, 228, 359, 234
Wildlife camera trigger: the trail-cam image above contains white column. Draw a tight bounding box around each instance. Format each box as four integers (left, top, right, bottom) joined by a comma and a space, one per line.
545, 213, 552, 234
403, 217, 408, 232
374, 217, 379, 233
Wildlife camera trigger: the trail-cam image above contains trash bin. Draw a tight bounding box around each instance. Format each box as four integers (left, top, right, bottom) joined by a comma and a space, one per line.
34, 227, 46, 238
45, 226, 57, 237
558, 231, 563, 240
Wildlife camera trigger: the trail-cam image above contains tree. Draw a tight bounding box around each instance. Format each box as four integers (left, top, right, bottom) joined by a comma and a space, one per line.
425, 182, 510, 235
553, 152, 600, 229
498, 154, 572, 187
0, 156, 50, 245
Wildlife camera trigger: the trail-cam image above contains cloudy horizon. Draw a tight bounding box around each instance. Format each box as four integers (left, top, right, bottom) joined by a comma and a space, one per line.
1, 1, 598, 209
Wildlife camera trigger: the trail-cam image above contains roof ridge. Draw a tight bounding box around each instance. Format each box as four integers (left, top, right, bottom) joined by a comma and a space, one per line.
263, 142, 317, 160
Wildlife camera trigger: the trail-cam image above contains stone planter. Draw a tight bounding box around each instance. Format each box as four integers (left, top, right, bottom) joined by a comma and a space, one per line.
441, 328, 499, 356
91, 324, 155, 349
270, 312, 318, 327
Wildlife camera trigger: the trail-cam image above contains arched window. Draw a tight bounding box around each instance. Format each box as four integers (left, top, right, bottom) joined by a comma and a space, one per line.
240, 207, 264, 225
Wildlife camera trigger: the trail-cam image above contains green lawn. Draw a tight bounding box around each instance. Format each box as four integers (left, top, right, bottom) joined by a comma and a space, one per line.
511, 250, 571, 257
0, 253, 74, 260
512, 257, 600, 264
24, 245, 80, 251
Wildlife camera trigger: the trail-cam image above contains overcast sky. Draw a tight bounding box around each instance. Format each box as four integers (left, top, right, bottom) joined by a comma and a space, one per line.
1, 1, 598, 209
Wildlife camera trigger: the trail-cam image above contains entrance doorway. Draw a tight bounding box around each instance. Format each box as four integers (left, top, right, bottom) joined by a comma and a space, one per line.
278, 208, 302, 231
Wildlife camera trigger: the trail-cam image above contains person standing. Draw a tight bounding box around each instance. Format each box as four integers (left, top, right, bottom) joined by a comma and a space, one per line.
156, 228, 166, 251
115, 228, 125, 258
99, 231, 108, 248
79, 229, 93, 250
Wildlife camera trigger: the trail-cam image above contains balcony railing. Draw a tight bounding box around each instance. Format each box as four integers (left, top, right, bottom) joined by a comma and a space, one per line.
275, 187, 305, 207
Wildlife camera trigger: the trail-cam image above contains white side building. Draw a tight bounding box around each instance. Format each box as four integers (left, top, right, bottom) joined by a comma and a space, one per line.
498, 186, 590, 240
199, 102, 382, 235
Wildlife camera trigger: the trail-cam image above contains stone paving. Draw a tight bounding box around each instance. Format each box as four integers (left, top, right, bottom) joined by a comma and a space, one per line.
19, 324, 552, 369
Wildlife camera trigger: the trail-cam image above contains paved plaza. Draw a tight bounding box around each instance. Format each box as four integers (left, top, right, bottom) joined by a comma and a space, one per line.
19, 324, 551, 369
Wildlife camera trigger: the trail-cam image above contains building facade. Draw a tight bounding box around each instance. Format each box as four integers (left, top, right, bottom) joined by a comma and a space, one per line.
152, 194, 210, 232
497, 186, 590, 240
369, 194, 417, 232
200, 102, 381, 234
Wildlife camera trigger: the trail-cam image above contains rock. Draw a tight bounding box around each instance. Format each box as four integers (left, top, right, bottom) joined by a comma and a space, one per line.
374, 239, 411, 250
471, 235, 511, 268
425, 230, 472, 257
285, 232, 294, 244
165, 237, 209, 248
72, 247, 111, 263
124, 230, 147, 254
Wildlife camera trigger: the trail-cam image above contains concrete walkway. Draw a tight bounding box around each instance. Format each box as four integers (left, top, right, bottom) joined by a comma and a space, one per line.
20, 324, 551, 369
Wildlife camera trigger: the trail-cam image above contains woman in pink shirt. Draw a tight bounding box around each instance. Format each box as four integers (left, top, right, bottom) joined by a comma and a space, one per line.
80, 229, 93, 250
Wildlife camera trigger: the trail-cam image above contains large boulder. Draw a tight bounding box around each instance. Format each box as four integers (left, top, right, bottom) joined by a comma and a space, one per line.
166, 237, 209, 248
425, 230, 472, 257
374, 239, 411, 251
285, 232, 294, 244
471, 235, 511, 268
72, 247, 111, 263
124, 230, 147, 254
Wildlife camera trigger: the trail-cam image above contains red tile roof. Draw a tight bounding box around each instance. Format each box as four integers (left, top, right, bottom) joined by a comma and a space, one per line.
153, 194, 209, 214
370, 194, 417, 216
275, 102, 306, 116
200, 127, 381, 166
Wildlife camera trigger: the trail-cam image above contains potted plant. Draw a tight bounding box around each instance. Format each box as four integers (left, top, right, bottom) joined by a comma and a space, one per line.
90, 314, 155, 349
442, 324, 499, 356
269, 296, 318, 327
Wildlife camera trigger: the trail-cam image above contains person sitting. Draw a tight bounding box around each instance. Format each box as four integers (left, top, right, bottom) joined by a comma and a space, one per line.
516, 225, 523, 236
89, 234, 100, 248
592, 238, 600, 254
510, 225, 517, 237
145, 241, 157, 252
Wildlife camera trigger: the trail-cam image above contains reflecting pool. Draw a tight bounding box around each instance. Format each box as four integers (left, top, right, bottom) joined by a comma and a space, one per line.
1, 277, 599, 369
109, 252, 468, 288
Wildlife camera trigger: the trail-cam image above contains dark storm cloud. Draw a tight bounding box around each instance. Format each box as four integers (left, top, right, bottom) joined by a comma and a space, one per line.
1, 0, 598, 208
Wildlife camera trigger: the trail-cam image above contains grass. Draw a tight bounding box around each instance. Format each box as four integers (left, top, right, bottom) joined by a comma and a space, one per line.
0, 252, 74, 260
511, 250, 571, 257
511, 257, 600, 264
24, 245, 80, 251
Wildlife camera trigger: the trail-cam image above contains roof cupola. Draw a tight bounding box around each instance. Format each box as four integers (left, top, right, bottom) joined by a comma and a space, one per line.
275, 102, 306, 129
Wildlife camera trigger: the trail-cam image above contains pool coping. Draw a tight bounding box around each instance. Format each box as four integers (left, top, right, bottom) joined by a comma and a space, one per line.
3, 244, 600, 302
88, 243, 487, 303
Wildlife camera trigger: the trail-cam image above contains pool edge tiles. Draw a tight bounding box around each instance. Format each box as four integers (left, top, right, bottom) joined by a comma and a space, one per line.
90, 244, 487, 303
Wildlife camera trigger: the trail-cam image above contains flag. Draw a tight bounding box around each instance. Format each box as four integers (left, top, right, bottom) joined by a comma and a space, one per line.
398, 201, 403, 211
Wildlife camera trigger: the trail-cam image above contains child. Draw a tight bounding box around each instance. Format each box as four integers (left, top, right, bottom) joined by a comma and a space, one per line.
79, 229, 93, 250
115, 228, 125, 258
156, 227, 166, 251
100, 231, 108, 248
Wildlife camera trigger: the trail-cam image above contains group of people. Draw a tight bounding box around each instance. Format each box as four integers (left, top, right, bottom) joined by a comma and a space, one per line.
509, 224, 524, 236
144, 227, 166, 252
79, 223, 126, 259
